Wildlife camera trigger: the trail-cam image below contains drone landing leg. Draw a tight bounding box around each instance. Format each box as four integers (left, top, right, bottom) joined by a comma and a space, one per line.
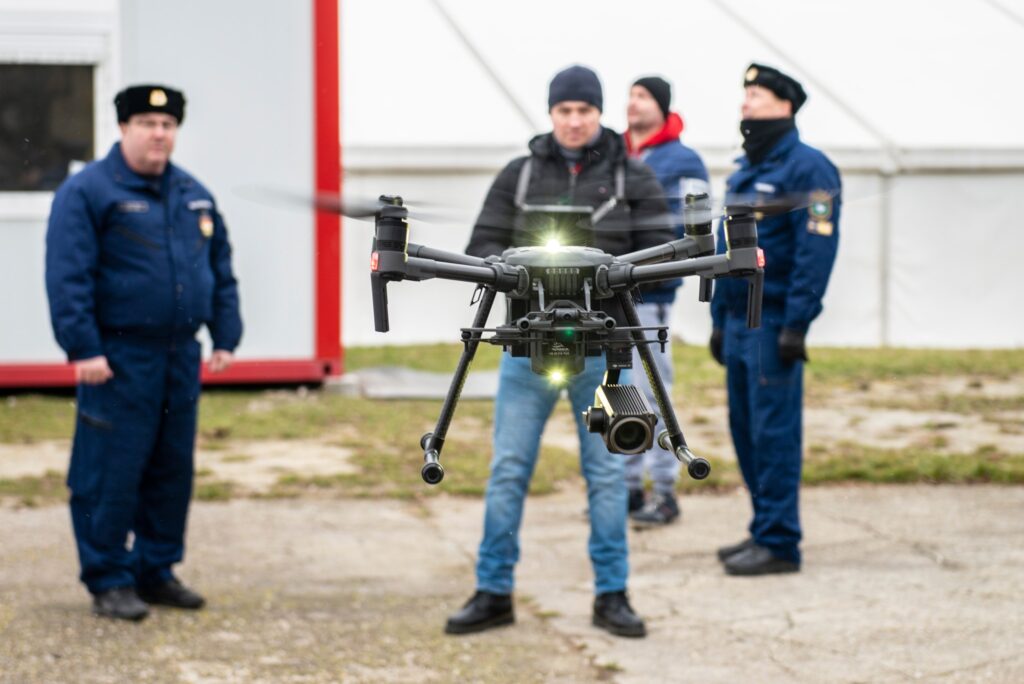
615, 291, 711, 480
420, 287, 498, 485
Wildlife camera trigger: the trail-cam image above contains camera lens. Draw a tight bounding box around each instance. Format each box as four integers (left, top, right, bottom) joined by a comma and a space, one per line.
609, 417, 651, 454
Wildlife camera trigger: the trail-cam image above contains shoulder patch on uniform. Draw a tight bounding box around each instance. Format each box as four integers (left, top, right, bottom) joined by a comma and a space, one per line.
807, 219, 833, 236
187, 199, 214, 211
808, 190, 833, 221
199, 211, 214, 238
117, 200, 149, 213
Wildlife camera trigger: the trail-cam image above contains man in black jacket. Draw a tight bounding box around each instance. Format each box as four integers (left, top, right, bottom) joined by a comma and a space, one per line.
447, 65, 673, 639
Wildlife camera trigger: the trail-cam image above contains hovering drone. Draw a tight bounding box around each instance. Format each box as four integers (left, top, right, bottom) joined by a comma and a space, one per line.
343, 192, 766, 486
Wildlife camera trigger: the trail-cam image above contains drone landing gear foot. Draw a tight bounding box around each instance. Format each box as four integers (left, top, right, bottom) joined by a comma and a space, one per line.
657, 431, 711, 480
420, 432, 445, 485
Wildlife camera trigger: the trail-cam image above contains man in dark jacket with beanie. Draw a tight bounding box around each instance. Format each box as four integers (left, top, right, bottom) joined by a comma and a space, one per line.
447, 65, 673, 639
623, 75, 709, 527
711, 64, 840, 576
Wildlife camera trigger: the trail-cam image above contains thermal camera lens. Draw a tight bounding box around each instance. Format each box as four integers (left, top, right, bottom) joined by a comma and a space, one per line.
610, 417, 651, 454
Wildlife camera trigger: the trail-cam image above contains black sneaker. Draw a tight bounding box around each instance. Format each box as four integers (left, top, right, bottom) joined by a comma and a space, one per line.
723, 544, 800, 576
630, 491, 679, 527
92, 586, 149, 621
445, 591, 514, 634
137, 579, 206, 609
592, 591, 646, 638
716, 537, 755, 563
628, 488, 646, 514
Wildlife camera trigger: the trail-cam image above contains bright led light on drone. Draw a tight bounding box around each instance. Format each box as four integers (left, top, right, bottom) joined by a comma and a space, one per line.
548, 369, 566, 385
544, 236, 562, 251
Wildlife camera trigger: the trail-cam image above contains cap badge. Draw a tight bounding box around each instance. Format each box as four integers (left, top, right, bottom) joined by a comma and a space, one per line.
149, 89, 168, 107
745, 67, 759, 82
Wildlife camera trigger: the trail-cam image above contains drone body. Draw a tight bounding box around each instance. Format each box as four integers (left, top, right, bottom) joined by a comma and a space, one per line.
366, 194, 765, 485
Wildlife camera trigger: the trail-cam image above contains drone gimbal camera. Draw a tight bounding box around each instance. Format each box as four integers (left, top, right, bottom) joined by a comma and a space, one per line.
368, 193, 764, 485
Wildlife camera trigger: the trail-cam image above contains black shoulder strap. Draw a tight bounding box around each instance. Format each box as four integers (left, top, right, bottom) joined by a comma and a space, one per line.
592, 159, 628, 224
514, 158, 533, 209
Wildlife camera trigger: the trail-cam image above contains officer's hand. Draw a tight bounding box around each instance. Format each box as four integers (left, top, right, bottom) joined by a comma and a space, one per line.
778, 328, 808, 364
74, 356, 113, 385
709, 328, 724, 366
209, 350, 234, 373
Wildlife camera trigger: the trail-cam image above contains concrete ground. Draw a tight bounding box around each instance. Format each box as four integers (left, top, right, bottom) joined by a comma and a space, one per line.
2, 485, 1023, 683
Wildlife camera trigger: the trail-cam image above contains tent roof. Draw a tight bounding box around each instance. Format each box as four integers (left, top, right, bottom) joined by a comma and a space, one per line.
342, 0, 1024, 157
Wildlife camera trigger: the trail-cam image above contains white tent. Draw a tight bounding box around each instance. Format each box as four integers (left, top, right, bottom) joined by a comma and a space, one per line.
341, 0, 1024, 348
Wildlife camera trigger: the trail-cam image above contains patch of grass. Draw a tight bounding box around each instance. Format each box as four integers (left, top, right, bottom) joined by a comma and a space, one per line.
868, 394, 1024, 414
0, 470, 66, 506
345, 343, 504, 373
194, 480, 236, 501
220, 453, 253, 463
802, 442, 1024, 485
198, 391, 501, 443
0, 396, 76, 443
806, 347, 1024, 385
268, 442, 579, 500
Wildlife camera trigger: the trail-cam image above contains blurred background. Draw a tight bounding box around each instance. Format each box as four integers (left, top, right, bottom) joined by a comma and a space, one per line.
1, 0, 1022, 385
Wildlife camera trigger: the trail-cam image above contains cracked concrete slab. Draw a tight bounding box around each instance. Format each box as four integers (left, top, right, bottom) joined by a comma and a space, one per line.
1, 485, 1022, 683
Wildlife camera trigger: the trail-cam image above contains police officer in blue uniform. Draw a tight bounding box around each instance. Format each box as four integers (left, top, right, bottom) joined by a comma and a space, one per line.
710, 64, 840, 575
46, 84, 242, 620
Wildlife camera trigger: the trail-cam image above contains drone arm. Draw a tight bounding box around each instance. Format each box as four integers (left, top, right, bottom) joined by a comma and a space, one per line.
616, 234, 713, 266
370, 256, 498, 333
407, 243, 489, 267
403, 256, 523, 292
614, 249, 763, 329
616, 252, 736, 285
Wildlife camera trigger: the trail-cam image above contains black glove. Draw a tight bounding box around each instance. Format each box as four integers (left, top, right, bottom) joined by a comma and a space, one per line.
778, 327, 808, 364
709, 328, 724, 366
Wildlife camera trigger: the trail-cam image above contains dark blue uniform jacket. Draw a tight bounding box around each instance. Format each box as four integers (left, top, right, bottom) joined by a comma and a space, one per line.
46, 143, 242, 360
711, 129, 841, 332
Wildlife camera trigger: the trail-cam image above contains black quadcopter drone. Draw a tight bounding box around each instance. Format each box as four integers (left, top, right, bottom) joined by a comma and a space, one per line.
354, 192, 766, 486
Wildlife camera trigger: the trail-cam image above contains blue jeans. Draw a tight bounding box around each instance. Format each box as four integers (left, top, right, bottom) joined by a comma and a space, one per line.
476, 355, 629, 595
624, 301, 680, 495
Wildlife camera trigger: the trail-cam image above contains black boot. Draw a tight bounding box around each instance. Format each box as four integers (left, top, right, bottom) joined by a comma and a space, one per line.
716, 537, 755, 562
592, 591, 646, 638
723, 544, 800, 576
137, 578, 206, 609
92, 586, 149, 621
630, 491, 680, 527
628, 488, 646, 514
445, 591, 514, 634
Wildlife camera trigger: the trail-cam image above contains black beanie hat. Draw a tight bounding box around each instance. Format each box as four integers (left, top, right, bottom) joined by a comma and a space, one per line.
114, 84, 186, 124
548, 65, 603, 111
743, 64, 806, 114
633, 76, 671, 120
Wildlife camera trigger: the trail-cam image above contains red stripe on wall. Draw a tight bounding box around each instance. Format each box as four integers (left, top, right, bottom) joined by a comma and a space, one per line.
0, 360, 332, 389
314, 0, 342, 376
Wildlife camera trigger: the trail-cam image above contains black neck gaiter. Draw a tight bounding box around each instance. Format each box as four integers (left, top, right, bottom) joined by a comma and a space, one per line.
740, 117, 795, 165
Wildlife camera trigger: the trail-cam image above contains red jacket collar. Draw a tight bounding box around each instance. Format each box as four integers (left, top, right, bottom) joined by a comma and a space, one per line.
625, 112, 685, 155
